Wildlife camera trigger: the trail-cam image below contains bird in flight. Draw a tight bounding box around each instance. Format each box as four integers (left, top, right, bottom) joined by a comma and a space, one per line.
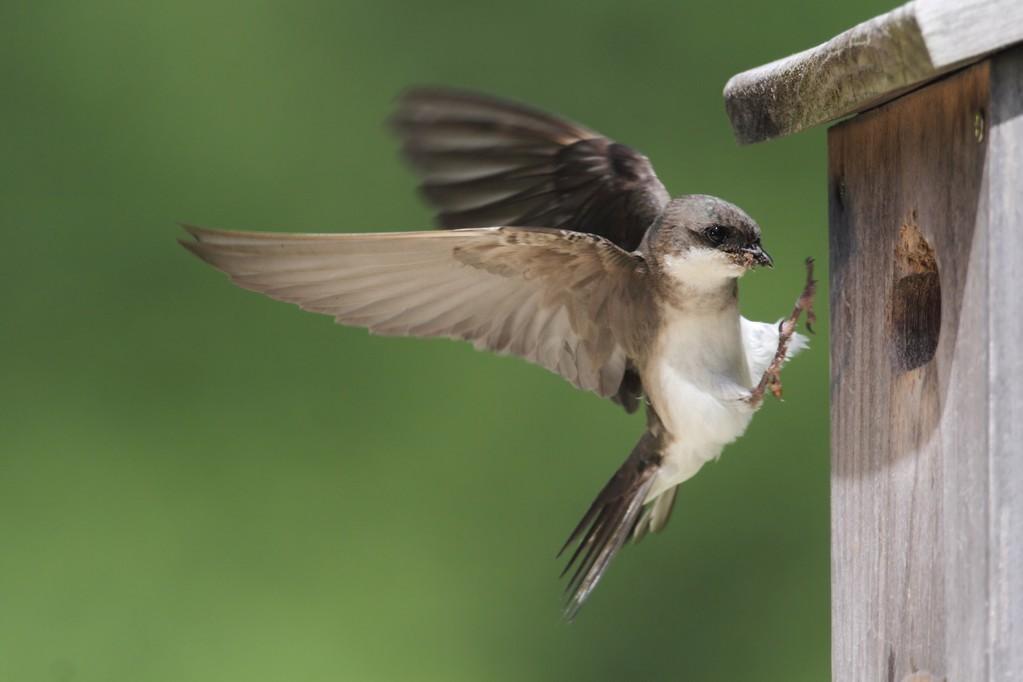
181, 88, 815, 619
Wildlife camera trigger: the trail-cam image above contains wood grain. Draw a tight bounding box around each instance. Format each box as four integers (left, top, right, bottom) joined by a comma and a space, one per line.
724, 0, 1023, 145
986, 46, 1023, 682
917, 0, 1023, 69
829, 60, 992, 682
830, 46, 1023, 681
725, 5, 932, 145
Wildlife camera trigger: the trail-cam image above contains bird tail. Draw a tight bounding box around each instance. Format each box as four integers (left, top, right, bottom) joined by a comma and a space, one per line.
557, 428, 663, 619
631, 486, 679, 543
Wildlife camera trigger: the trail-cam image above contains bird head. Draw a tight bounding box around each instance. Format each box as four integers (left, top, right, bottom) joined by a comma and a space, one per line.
645, 195, 772, 286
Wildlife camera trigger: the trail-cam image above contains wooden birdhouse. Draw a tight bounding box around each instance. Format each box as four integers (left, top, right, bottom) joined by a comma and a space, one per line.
724, 2, 1023, 680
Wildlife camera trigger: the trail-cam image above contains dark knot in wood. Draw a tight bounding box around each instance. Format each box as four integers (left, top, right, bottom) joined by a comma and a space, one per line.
891, 220, 941, 372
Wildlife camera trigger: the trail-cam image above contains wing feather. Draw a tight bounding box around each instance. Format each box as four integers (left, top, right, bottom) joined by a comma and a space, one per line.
182, 226, 654, 399
391, 87, 670, 252
392, 89, 671, 412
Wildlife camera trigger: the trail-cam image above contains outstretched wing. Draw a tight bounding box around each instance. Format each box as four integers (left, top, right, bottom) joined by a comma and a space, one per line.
181, 226, 653, 399
390, 87, 670, 253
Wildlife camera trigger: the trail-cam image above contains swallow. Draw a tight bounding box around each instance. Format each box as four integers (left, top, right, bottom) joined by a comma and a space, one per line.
181, 88, 815, 618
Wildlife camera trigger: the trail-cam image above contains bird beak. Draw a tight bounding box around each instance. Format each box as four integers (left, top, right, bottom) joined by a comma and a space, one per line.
744, 244, 774, 268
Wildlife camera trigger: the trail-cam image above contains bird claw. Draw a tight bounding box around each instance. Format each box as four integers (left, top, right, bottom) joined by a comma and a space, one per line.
745, 370, 782, 407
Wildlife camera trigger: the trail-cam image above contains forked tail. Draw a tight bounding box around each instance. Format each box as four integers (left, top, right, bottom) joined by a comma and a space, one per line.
557, 419, 666, 619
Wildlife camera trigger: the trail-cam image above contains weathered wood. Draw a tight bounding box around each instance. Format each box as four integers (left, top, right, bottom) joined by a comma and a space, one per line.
917, 0, 1023, 69
829, 60, 987, 682
725, 5, 931, 146
987, 46, 1023, 682
724, 0, 1023, 145
829, 47, 1023, 682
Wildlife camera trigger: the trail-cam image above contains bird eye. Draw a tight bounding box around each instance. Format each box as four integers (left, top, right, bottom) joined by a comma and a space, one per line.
703, 225, 729, 246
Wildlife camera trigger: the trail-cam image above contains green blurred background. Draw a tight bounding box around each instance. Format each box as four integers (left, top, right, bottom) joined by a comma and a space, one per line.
1, 1, 895, 680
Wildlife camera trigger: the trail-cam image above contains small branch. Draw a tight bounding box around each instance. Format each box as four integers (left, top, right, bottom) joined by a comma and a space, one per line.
746, 258, 816, 409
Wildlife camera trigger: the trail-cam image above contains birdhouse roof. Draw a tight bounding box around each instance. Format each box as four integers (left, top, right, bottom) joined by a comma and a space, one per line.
724, 0, 1023, 144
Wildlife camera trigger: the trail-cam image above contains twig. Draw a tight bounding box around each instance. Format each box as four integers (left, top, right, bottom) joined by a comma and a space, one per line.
746, 257, 816, 409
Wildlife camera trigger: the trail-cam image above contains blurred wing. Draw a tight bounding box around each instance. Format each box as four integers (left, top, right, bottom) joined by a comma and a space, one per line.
182, 226, 652, 398
390, 87, 671, 252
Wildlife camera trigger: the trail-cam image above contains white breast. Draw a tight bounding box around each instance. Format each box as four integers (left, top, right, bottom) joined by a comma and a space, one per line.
643, 307, 756, 499
642, 311, 810, 500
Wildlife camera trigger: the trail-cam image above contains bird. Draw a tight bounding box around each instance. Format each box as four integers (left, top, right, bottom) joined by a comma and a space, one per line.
180, 87, 816, 619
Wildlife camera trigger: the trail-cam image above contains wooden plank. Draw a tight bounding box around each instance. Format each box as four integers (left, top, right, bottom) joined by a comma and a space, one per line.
828, 61, 991, 682
725, 5, 932, 145
917, 0, 1023, 69
987, 46, 1023, 682
724, 0, 1023, 145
